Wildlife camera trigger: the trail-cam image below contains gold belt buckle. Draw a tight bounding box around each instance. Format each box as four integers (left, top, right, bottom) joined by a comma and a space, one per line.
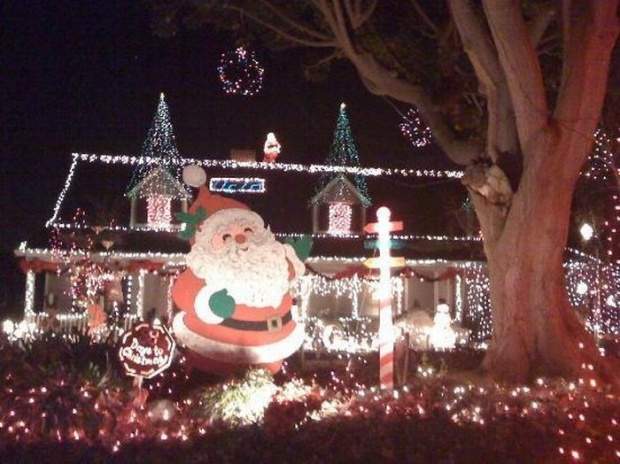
267, 316, 282, 332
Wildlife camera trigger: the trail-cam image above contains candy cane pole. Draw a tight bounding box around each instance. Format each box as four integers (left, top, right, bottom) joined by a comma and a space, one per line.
376, 207, 394, 390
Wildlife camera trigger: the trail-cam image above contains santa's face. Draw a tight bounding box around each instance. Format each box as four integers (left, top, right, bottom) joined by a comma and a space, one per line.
209, 218, 263, 253
186, 209, 304, 309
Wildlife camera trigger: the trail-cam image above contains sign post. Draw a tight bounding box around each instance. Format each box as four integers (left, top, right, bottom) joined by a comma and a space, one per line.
119, 321, 176, 405
364, 207, 403, 390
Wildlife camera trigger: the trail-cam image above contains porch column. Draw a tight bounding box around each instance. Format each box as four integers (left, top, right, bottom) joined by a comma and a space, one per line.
455, 273, 463, 323
24, 270, 36, 319
129, 197, 137, 228
137, 270, 146, 320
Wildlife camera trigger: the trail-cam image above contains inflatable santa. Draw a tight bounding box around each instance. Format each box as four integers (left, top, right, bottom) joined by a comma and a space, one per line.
172, 167, 306, 374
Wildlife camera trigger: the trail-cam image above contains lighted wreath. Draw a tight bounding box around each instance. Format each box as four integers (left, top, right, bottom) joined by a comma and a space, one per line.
218, 46, 264, 96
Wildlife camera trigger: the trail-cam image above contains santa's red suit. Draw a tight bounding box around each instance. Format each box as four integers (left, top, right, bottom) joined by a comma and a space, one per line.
172, 183, 305, 374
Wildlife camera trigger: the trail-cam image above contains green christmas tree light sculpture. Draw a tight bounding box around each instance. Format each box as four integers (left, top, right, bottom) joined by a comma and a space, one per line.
127, 93, 184, 193
318, 103, 371, 202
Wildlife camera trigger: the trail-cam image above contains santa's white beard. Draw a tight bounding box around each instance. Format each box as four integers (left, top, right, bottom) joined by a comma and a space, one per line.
187, 239, 292, 309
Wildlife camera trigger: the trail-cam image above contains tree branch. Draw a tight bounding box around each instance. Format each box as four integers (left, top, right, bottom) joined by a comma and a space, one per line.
527, 2, 557, 47
554, 0, 620, 177
347, 51, 482, 164
305, 50, 341, 74
482, 0, 549, 155
355, 0, 377, 29
227, 5, 336, 48
449, 0, 512, 161
257, 0, 334, 42
331, 0, 356, 52
409, 0, 439, 35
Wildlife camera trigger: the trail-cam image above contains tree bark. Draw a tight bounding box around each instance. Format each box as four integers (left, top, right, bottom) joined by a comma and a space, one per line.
479, 133, 620, 385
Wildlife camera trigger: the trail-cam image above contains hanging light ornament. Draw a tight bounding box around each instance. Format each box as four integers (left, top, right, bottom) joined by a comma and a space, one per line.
399, 107, 432, 148
218, 46, 264, 96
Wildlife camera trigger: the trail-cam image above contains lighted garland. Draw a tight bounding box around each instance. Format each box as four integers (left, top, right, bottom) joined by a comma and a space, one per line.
399, 107, 432, 148
218, 46, 264, 96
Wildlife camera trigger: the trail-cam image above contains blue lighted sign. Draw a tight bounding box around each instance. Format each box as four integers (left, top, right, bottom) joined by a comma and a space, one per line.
209, 177, 266, 194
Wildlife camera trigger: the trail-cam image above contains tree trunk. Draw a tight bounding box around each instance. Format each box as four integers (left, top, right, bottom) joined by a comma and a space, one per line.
479, 141, 619, 384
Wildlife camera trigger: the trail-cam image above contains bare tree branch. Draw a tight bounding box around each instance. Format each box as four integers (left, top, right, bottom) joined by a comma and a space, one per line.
305, 50, 341, 72
554, 0, 620, 176
331, 0, 356, 52
409, 0, 439, 35
527, 2, 557, 46
482, 0, 549, 156
226, 4, 336, 48
449, 0, 510, 161
355, 0, 377, 29
349, 52, 483, 163
257, 0, 334, 41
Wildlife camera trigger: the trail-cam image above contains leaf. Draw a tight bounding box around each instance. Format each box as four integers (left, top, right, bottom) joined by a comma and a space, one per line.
176, 207, 208, 241
284, 235, 313, 261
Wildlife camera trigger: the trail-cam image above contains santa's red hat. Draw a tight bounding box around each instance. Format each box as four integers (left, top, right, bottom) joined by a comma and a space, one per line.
183, 165, 249, 216
180, 166, 250, 243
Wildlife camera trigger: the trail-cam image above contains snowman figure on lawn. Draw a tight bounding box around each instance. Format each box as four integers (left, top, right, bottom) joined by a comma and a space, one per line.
428, 299, 457, 351
172, 166, 307, 374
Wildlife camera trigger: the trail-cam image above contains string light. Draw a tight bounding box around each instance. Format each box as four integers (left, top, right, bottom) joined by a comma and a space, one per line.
127, 93, 184, 193
208, 177, 266, 194
328, 203, 353, 234
399, 107, 432, 148
24, 270, 35, 317
579, 128, 619, 264
45, 153, 463, 229
455, 274, 463, 323
318, 103, 371, 202
137, 270, 146, 319
45, 154, 79, 227
127, 166, 191, 200
218, 46, 264, 96
146, 195, 172, 227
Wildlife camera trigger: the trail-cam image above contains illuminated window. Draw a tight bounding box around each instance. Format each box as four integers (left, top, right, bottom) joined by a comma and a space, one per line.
147, 195, 172, 227
328, 203, 352, 234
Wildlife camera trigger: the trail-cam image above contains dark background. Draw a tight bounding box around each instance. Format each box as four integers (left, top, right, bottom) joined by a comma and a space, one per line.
0, 1, 460, 314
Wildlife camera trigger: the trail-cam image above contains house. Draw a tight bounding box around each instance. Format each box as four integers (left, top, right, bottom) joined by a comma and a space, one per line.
12, 98, 618, 351
14, 147, 501, 346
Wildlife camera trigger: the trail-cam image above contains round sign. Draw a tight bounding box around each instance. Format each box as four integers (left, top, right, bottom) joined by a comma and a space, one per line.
119, 322, 175, 379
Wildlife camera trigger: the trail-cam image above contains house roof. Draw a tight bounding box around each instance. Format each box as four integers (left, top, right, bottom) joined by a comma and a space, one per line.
24, 152, 484, 262
310, 175, 371, 206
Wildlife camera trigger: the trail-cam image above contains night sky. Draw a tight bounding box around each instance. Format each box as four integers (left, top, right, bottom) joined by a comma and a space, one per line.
1, 1, 460, 308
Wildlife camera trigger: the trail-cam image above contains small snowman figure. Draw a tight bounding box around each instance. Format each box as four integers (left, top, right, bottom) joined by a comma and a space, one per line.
429, 299, 457, 350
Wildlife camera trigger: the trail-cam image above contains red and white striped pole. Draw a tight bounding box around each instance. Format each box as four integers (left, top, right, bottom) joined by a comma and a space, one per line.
364, 207, 403, 390
376, 207, 395, 390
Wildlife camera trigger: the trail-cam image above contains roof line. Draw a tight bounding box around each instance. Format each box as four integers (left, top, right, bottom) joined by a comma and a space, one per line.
45, 153, 80, 227
72, 153, 464, 179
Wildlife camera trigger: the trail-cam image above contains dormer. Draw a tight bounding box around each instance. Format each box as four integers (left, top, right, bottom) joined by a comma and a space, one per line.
310, 175, 370, 235
127, 166, 191, 230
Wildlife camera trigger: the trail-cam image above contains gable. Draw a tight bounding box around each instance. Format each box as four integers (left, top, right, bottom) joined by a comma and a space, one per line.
311, 175, 370, 206
126, 166, 192, 200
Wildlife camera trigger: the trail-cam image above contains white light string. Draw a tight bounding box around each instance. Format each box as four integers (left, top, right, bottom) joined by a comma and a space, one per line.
74, 153, 463, 177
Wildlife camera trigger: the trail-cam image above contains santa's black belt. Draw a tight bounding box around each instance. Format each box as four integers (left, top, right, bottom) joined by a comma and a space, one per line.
220, 311, 293, 332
